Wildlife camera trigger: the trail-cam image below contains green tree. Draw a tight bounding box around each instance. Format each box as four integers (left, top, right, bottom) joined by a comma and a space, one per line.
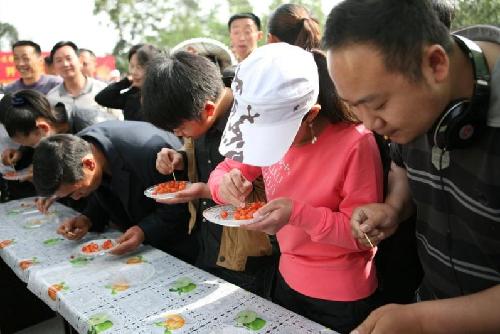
452, 0, 500, 29
94, 0, 176, 71
94, 0, 236, 72
204, 8, 231, 46
157, 0, 229, 48
0, 22, 19, 50
157, 0, 203, 47
94, 0, 175, 43
228, 0, 253, 14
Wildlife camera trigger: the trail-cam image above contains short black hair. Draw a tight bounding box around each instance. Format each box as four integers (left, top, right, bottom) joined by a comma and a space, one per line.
3, 89, 59, 137
127, 44, 144, 61
0, 94, 11, 123
322, 0, 453, 81
12, 40, 41, 55
50, 41, 78, 61
33, 134, 91, 196
142, 51, 224, 131
135, 44, 161, 67
228, 12, 261, 31
222, 65, 236, 88
430, 0, 455, 29
78, 48, 96, 58
44, 55, 53, 66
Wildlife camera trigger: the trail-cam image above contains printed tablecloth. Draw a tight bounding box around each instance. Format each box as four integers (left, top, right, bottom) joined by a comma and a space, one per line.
0, 197, 337, 334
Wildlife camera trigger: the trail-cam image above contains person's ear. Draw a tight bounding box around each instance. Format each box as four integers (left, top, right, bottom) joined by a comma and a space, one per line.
267, 33, 280, 44
305, 104, 321, 123
82, 156, 96, 172
37, 55, 44, 68
422, 44, 449, 84
203, 101, 217, 118
257, 30, 264, 41
35, 120, 51, 136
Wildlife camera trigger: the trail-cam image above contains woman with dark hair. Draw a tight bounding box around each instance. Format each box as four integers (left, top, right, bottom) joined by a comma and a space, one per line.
1, 89, 115, 176
209, 43, 383, 334
1, 89, 115, 150
265, 3, 418, 324
266, 5, 353, 123
95, 44, 161, 121
267, 3, 321, 50
0, 89, 115, 204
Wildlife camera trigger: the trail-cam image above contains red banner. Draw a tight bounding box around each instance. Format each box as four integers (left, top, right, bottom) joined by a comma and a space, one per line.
0, 52, 16, 84
0, 52, 116, 84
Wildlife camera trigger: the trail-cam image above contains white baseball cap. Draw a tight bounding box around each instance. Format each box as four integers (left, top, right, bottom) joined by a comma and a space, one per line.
219, 43, 319, 166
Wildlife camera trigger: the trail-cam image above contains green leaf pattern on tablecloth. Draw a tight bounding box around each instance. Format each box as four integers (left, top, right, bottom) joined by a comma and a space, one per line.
235, 310, 267, 331
69, 255, 93, 266
87, 313, 113, 334
43, 237, 64, 246
169, 277, 196, 294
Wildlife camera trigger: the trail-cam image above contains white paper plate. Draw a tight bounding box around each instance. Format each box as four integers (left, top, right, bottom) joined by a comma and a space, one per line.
108, 262, 155, 286
144, 182, 191, 200
0, 164, 15, 175
23, 214, 59, 229
2, 168, 31, 181
202, 204, 263, 227
79, 239, 117, 256
6, 200, 37, 215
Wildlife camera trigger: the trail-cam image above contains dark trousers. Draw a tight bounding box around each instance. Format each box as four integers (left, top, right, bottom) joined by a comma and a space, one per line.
156, 233, 199, 266
0, 180, 53, 332
0, 259, 55, 333
273, 273, 383, 334
375, 214, 423, 304
200, 254, 278, 300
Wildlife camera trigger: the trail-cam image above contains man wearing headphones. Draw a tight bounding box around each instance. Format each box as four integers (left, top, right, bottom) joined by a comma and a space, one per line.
323, 1, 500, 333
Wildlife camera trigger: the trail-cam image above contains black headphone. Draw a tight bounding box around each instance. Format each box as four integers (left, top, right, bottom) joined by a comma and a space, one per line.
432, 36, 491, 297
431, 35, 490, 150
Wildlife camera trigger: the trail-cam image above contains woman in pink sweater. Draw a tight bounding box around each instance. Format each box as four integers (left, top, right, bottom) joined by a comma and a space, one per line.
208, 43, 383, 333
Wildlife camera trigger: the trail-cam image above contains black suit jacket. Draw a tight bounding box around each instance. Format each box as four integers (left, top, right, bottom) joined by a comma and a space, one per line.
78, 120, 190, 249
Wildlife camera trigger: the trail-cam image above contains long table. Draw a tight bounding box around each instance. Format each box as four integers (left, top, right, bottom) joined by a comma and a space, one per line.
0, 198, 335, 334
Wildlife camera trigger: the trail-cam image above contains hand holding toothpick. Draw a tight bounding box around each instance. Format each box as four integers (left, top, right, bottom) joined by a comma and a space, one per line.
363, 232, 374, 248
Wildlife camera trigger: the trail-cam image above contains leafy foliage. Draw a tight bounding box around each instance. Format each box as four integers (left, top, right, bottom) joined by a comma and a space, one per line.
93, 0, 326, 51
452, 0, 500, 29
227, 0, 253, 13
94, 0, 233, 72
93, 0, 498, 73
0, 22, 19, 50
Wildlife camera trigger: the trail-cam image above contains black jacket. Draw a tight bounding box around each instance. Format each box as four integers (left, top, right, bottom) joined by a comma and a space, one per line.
78, 121, 194, 259
95, 78, 143, 121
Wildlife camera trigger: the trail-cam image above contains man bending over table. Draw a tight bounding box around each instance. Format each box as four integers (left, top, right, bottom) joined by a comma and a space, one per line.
31, 120, 197, 263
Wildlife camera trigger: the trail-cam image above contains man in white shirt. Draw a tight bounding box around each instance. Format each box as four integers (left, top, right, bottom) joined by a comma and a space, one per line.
46, 41, 114, 119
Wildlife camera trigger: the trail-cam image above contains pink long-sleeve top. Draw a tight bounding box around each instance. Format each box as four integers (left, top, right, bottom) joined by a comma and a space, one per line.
209, 123, 383, 301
